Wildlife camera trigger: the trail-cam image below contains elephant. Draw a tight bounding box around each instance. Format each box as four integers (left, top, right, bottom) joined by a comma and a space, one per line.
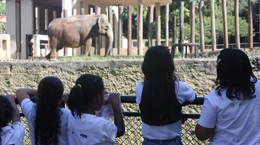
46, 14, 113, 60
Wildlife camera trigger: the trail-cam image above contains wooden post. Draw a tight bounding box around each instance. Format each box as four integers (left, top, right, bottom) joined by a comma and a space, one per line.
222, 0, 229, 48
171, 16, 177, 58
235, 0, 240, 49
248, 0, 253, 48
96, 7, 101, 55
127, 5, 132, 55
137, 4, 143, 55
80, 8, 85, 15
165, 3, 169, 46
108, 6, 113, 56
63, 9, 68, 56
210, 0, 216, 51
148, 5, 154, 48
199, 1, 205, 52
180, 1, 184, 44
118, 5, 123, 56
156, 2, 161, 45
190, 1, 195, 53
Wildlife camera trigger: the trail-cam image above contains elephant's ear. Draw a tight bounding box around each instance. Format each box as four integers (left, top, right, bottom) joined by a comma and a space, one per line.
96, 18, 101, 30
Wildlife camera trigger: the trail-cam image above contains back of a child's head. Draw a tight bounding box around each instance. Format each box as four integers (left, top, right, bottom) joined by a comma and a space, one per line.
68, 74, 104, 118
34, 76, 64, 145
216, 48, 256, 100
37, 76, 64, 104
142, 46, 175, 82
0, 95, 13, 128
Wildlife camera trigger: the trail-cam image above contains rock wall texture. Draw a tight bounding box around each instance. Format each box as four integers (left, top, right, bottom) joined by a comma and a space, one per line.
1, 57, 260, 145
1, 57, 260, 96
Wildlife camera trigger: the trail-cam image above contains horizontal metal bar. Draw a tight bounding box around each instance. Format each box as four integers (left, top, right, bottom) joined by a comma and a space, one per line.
17, 96, 204, 119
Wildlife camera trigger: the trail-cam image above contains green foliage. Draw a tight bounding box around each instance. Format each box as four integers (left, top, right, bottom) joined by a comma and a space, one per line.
0, 2, 6, 34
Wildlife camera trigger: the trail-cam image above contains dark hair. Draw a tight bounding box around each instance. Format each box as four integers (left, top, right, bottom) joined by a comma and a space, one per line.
216, 49, 257, 100
34, 76, 64, 145
0, 95, 13, 143
142, 46, 179, 122
68, 74, 104, 118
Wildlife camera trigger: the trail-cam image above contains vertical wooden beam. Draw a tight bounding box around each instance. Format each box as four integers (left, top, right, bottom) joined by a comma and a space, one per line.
210, 0, 216, 51
165, 3, 169, 46
80, 8, 85, 15
156, 2, 161, 45
148, 5, 154, 48
118, 5, 123, 56
222, 0, 229, 48
180, 1, 184, 44
171, 16, 177, 58
190, 1, 195, 53
137, 3, 143, 55
108, 6, 113, 56
235, 0, 240, 49
248, 0, 253, 48
199, 1, 205, 52
127, 5, 132, 55
63, 9, 68, 56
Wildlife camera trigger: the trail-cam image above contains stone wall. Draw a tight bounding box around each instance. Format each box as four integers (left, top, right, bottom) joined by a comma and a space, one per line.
1, 57, 260, 96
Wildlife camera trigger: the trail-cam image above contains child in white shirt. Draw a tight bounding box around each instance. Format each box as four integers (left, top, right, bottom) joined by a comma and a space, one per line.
67, 74, 125, 145
0, 94, 25, 145
195, 49, 260, 145
136, 46, 196, 145
16, 76, 69, 145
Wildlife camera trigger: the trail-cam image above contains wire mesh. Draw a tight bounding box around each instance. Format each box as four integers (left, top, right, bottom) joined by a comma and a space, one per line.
20, 116, 209, 145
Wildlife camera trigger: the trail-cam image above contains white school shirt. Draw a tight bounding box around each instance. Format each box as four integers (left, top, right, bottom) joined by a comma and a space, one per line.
135, 81, 196, 140
198, 80, 260, 145
21, 98, 69, 145
1, 122, 25, 145
67, 113, 117, 145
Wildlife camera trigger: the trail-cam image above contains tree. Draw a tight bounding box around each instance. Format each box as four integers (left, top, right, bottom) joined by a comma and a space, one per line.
0, 2, 6, 34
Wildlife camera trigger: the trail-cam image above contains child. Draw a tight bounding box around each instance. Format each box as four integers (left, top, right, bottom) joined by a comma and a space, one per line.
16, 76, 69, 145
0, 94, 25, 145
195, 49, 260, 144
67, 74, 125, 145
135, 46, 196, 145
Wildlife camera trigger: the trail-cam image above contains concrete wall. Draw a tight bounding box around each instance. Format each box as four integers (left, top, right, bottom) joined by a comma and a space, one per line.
1, 57, 260, 96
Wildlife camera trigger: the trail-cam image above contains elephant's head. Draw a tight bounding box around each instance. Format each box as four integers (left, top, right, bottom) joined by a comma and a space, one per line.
96, 15, 113, 56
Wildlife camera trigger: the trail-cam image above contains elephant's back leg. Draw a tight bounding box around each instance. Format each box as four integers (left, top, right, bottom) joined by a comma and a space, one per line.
46, 35, 59, 59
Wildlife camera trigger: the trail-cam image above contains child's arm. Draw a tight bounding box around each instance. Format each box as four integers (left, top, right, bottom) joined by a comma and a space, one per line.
108, 93, 125, 137
16, 88, 37, 105
5, 94, 20, 123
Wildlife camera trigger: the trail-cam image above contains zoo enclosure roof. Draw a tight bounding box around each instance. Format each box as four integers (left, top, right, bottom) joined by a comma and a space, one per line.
99, 0, 172, 7
35, 0, 172, 8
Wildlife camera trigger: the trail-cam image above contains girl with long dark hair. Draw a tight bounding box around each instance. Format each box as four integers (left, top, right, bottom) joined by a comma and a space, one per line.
0, 94, 24, 145
135, 46, 196, 144
16, 76, 69, 145
195, 49, 260, 144
67, 74, 125, 144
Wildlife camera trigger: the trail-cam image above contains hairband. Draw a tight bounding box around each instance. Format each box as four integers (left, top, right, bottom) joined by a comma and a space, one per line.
77, 84, 82, 88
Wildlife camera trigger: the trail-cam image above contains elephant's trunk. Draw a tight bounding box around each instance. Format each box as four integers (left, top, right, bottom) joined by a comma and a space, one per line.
105, 25, 113, 56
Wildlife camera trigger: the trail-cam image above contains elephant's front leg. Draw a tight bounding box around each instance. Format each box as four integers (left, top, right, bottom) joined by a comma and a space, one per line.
82, 38, 92, 56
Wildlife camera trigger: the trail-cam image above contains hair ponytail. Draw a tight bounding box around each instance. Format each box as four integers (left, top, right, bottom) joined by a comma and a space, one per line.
68, 84, 84, 118
68, 74, 104, 118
